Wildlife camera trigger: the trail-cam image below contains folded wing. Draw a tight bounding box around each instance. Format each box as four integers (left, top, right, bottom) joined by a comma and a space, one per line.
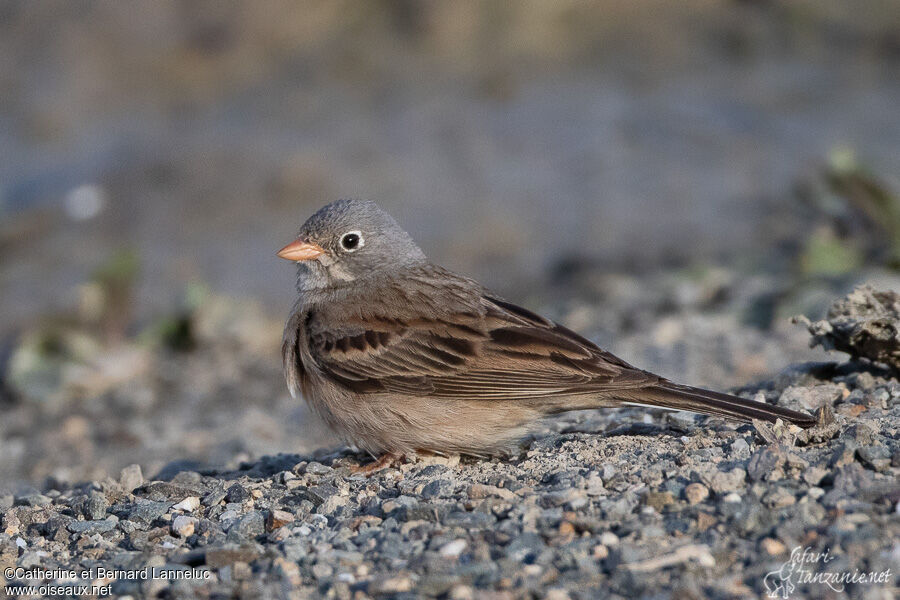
307, 292, 659, 400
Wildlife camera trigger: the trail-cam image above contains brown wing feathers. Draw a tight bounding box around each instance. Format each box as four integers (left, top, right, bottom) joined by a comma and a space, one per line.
308, 289, 816, 428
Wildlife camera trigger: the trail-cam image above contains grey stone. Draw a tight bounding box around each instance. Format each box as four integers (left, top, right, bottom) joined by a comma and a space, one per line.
400, 503, 451, 522
853, 371, 876, 390
844, 424, 875, 445
506, 532, 547, 561
443, 511, 495, 529
730, 438, 751, 456
81, 492, 109, 520
601, 493, 640, 520
15, 494, 51, 507
225, 484, 250, 504
119, 465, 143, 492
296, 484, 339, 507
830, 441, 858, 468
421, 479, 454, 499
304, 462, 333, 475
779, 384, 843, 412
802, 467, 828, 486
856, 445, 892, 472
416, 465, 450, 479
171, 515, 198, 537
128, 500, 170, 525
141, 481, 206, 501
202, 487, 227, 507
118, 520, 137, 535
18, 551, 44, 568
317, 494, 348, 516
67, 518, 117, 534
281, 539, 309, 562
41, 516, 73, 540
747, 448, 785, 481
709, 468, 747, 493
227, 511, 265, 542
381, 495, 418, 515
311, 562, 333, 579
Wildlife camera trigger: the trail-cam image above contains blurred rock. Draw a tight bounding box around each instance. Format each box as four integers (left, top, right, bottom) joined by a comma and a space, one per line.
796, 285, 900, 371
171, 515, 197, 538
120, 464, 144, 492
684, 483, 709, 505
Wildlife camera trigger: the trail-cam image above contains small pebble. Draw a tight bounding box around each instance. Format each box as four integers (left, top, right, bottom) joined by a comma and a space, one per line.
684, 483, 709, 505
172, 515, 197, 537
226, 484, 250, 504
438, 539, 467, 558
600, 532, 619, 546
266, 510, 294, 532
120, 464, 144, 492
172, 496, 201, 512
761, 538, 786, 555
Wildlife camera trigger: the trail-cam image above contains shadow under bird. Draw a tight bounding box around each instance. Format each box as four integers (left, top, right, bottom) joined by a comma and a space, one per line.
278, 199, 816, 472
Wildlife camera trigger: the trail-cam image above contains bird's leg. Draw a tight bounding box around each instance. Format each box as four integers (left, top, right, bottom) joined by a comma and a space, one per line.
350, 452, 403, 475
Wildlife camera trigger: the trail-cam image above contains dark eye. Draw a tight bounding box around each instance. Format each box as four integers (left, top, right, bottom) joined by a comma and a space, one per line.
340, 231, 362, 251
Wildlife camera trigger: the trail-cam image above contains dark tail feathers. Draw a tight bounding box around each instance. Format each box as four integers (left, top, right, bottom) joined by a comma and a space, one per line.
623, 381, 817, 429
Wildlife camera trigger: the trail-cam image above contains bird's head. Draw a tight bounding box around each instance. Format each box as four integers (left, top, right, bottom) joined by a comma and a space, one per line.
278, 199, 426, 293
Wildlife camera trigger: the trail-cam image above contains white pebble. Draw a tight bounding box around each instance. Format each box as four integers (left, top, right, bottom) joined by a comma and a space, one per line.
600, 532, 619, 546
171, 515, 197, 538
439, 539, 468, 558
172, 497, 200, 512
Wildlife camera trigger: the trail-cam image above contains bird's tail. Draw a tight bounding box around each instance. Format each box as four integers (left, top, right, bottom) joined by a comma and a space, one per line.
616, 381, 817, 428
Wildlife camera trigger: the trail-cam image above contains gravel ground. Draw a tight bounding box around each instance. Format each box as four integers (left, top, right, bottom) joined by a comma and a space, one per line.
2, 288, 899, 599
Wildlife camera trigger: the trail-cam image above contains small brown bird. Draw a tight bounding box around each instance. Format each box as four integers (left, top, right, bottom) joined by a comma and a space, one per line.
279, 200, 815, 472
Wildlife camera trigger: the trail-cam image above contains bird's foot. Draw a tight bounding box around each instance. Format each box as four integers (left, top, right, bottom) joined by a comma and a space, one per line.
349, 452, 403, 475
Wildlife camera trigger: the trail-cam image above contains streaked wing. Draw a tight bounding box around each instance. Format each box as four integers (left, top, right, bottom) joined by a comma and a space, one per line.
308, 293, 658, 400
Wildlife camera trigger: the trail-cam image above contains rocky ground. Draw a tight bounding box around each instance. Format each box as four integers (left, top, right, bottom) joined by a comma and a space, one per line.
1, 287, 899, 599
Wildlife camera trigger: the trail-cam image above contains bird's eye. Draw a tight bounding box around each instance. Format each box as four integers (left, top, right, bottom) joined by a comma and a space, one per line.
340, 231, 363, 252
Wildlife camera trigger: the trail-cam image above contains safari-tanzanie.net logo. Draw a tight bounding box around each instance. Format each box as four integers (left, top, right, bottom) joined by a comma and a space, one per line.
763, 546, 892, 598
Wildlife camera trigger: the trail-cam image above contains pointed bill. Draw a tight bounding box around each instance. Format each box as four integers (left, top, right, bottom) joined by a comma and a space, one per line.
277, 238, 325, 261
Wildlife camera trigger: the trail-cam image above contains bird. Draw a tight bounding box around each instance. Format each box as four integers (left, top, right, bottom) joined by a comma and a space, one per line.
279, 199, 817, 473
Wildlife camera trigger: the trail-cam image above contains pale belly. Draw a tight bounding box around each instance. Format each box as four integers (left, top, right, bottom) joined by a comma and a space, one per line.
296, 369, 538, 456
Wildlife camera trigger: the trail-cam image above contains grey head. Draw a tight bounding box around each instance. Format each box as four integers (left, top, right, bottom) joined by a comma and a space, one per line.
278, 199, 427, 294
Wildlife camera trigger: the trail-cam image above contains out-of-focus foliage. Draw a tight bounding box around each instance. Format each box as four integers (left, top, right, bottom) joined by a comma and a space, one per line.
796, 148, 900, 277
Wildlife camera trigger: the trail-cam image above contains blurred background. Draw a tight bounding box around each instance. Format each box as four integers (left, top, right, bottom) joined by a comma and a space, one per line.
1, 1, 899, 490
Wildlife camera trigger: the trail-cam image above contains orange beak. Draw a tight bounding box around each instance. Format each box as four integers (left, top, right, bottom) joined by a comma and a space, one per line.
277, 237, 326, 261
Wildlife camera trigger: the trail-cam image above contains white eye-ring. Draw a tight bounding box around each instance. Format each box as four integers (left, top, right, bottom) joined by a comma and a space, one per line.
340, 231, 364, 252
